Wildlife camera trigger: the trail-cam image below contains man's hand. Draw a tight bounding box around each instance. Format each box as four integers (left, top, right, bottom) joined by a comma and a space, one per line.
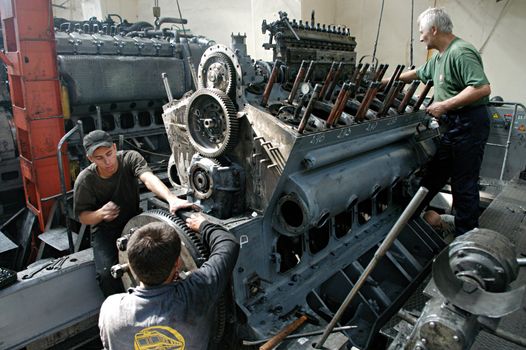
425, 101, 448, 118
186, 213, 206, 232
167, 194, 194, 214
99, 201, 119, 222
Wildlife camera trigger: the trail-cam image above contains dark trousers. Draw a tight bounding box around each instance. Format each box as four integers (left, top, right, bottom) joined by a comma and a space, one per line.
92, 229, 125, 297
419, 105, 490, 235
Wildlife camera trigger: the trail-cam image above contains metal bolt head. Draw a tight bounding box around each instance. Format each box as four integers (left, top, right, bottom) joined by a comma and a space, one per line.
116, 236, 129, 251
421, 338, 427, 344
429, 321, 435, 329
453, 335, 460, 342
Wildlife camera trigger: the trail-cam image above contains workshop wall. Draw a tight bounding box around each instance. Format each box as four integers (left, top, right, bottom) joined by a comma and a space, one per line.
302, 0, 525, 104
54, 0, 524, 103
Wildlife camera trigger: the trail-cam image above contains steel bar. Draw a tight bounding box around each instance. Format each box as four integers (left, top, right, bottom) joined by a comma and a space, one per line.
411, 80, 433, 112
261, 61, 281, 107
298, 84, 322, 134
327, 83, 355, 126
355, 81, 381, 122
354, 63, 370, 90
397, 80, 420, 114
319, 62, 337, 100
324, 62, 344, 100
242, 325, 356, 346
288, 61, 307, 102
377, 81, 403, 118
315, 186, 429, 348
162, 72, 174, 103
383, 64, 402, 94
304, 60, 315, 82
326, 83, 349, 126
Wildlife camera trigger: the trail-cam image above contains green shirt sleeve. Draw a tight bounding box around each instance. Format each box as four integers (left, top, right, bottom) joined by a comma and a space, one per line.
452, 47, 489, 87
416, 54, 437, 83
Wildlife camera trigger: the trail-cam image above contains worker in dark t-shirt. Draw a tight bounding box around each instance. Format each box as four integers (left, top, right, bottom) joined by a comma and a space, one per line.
74, 130, 193, 296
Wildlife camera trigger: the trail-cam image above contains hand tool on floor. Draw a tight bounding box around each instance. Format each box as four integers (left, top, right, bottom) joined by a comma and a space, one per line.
259, 312, 319, 350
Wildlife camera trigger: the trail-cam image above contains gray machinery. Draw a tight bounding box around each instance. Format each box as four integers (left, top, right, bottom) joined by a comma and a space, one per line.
114, 12, 447, 349
388, 228, 526, 350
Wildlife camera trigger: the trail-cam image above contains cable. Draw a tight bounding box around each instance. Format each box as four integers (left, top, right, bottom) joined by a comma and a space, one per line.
371, 0, 386, 69
123, 139, 171, 157
479, 0, 511, 53
410, 0, 414, 66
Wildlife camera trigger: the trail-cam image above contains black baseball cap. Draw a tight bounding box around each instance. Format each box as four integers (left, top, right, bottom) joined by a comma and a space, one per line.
83, 130, 114, 156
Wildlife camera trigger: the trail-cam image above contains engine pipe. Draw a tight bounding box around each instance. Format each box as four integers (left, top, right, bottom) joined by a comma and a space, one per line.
287, 60, 307, 103
326, 82, 350, 126
377, 81, 403, 118
318, 62, 337, 99
324, 61, 344, 100
412, 80, 434, 112
397, 80, 420, 114
261, 60, 282, 107
355, 81, 381, 122
298, 84, 322, 133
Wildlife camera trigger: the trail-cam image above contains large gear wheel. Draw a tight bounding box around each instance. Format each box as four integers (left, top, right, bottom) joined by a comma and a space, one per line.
119, 210, 208, 290
198, 52, 236, 97
185, 88, 239, 157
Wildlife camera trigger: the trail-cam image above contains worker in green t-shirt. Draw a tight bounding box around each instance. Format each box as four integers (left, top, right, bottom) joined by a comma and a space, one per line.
383, 8, 491, 236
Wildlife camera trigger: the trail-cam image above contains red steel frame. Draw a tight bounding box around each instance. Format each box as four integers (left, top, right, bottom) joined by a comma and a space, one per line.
0, 0, 69, 231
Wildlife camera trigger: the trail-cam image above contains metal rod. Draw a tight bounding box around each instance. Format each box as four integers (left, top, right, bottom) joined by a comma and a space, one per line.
517, 257, 526, 266
315, 186, 429, 348
411, 80, 433, 112
354, 63, 370, 91
326, 83, 349, 126
324, 62, 343, 100
261, 61, 281, 107
500, 103, 518, 180
397, 80, 420, 114
242, 325, 356, 346
327, 82, 354, 126
377, 81, 403, 118
304, 60, 315, 82
319, 62, 337, 100
57, 121, 84, 254
288, 61, 306, 102
372, 63, 385, 81
355, 81, 381, 122
298, 84, 322, 134
162, 72, 173, 103
95, 105, 102, 130
482, 325, 526, 347
383, 64, 401, 94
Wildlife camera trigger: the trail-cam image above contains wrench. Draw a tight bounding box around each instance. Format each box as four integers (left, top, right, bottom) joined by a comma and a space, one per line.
22, 260, 55, 279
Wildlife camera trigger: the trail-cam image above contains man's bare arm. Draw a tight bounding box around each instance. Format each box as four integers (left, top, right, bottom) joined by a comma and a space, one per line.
79, 201, 119, 225
426, 84, 491, 117
381, 69, 419, 86
139, 171, 193, 213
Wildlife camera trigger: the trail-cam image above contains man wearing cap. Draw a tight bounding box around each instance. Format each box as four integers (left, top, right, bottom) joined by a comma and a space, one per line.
74, 130, 192, 296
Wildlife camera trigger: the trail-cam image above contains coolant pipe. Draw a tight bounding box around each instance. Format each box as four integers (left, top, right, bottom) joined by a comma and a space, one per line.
315, 186, 429, 349
298, 84, 322, 134
383, 64, 402, 94
304, 124, 417, 169
355, 81, 381, 122
373, 63, 385, 81
318, 62, 337, 99
326, 82, 349, 126
288, 61, 306, 102
397, 80, 420, 114
353, 63, 370, 90
261, 60, 281, 107
377, 81, 403, 118
303, 60, 315, 82
324, 62, 344, 100
412, 80, 434, 112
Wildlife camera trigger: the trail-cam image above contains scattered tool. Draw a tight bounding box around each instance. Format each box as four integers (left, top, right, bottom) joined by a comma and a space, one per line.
259, 312, 319, 350
22, 260, 55, 280
242, 325, 356, 346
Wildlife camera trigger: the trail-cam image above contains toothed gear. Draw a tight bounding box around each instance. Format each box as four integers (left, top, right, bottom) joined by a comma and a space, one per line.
185, 88, 239, 157
199, 52, 236, 97
189, 162, 214, 200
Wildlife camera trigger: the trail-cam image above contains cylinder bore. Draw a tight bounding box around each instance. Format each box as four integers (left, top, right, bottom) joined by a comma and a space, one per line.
276, 194, 308, 235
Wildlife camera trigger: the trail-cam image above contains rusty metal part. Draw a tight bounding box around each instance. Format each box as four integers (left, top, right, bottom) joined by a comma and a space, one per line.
377, 81, 403, 118
397, 80, 420, 113
350, 63, 362, 82
261, 60, 282, 107
298, 84, 322, 133
412, 80, 434, 112
259, 314, 309, 350
383, 64, 402, 94
288, 61, 307, 102
353, 63, 370, 90
355, 81, 381, 122
372, 63, 385, 81
318, 62, 337, 100
303, 60, 315, 82
326, 83, 350, 126
242, 325, 356, 346
327, 83, 355, 126
324, 62, 344, 100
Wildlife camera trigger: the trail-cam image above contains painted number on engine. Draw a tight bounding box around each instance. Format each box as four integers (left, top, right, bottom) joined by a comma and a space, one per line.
337, 127, 352, 139
310, 134, 326, 145
366, 121, 378, 132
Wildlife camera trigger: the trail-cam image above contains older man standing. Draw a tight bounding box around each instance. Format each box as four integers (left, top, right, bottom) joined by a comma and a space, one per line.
384, 7, 491, 235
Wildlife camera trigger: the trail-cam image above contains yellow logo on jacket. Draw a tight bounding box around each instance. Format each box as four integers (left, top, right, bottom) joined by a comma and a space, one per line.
134, 326, 185, 350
